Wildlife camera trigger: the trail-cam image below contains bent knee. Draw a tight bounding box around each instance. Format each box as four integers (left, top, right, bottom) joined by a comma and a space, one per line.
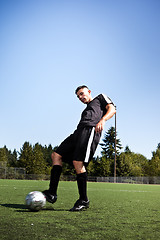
51, 152, 62, 166
73, 161, 86, 174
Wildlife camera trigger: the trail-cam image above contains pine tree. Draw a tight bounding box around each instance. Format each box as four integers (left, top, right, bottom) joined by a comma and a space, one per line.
32, 143, 46, 174
18, 142, 34, 174
100, 126, 122, 159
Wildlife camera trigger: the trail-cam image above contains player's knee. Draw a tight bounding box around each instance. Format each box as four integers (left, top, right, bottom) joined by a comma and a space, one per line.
73, 161, 86, 174
51, 152, 62, 166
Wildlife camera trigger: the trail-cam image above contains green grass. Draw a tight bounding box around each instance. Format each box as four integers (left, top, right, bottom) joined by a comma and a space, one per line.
0, 179, 160, 240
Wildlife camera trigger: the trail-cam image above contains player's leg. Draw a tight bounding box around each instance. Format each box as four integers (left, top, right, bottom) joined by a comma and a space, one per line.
49, 152, 62, 194
73, 161, 88, 201
43, 152, 62, 204
70, 127, 100, 211
69, 161, 89, 211
43, 133, 75, 204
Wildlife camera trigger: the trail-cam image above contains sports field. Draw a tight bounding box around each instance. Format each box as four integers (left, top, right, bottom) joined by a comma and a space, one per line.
0, 179, 160, 240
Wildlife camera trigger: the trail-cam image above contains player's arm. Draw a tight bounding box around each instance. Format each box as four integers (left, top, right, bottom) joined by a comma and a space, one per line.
95, 104, 116, 133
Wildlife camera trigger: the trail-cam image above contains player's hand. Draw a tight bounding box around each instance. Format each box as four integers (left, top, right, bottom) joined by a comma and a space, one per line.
95, 119, 105, 133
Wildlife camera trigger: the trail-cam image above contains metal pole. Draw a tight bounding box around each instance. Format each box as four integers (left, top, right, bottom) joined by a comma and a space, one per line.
114, 109, 117, 183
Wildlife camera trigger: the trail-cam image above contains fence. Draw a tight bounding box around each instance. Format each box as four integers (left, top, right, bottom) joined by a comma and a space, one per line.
1, 166, 160, 184
0, 166, 26, 179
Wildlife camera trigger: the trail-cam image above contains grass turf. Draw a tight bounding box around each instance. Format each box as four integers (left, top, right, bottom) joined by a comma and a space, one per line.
0, 179, 160, 240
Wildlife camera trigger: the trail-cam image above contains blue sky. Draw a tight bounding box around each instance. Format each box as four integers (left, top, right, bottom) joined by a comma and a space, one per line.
0, 0, 160, 159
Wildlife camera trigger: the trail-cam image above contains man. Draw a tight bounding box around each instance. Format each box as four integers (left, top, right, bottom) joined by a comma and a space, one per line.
43, 85, 116, 211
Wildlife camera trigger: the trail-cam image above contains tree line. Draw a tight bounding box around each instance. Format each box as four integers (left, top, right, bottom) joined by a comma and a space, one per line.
0, 127, 160, 177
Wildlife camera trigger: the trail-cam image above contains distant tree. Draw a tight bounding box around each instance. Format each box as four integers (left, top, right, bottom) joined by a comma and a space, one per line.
62, 162, 75, 175
0, 146, 18, 168
18, 142, 34, 174
87, 159, 96, 176
6, 148, 18, 167
118, 152, 148, 176
42, 144, 55, 167
87, 156, 103, 176
19, 142, 49, 174
12, 149, 18, 166
0, 147, 8, 167
99, 126, 122, 175
152, 143, 160, 159
148, 143, 160, 176
87, 154, 114, 177
100, 155, 112, 176
157, 143, 160, 150
100, 126, 122, 159
124, 145, 132, 153
32, 143, 47, 174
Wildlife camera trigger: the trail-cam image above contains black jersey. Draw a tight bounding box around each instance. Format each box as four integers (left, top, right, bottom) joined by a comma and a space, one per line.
77, 94, 114, 129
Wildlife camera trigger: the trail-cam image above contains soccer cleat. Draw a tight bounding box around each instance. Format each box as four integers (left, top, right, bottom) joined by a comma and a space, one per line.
69, 199, 90, 212
42, 190, 57, 204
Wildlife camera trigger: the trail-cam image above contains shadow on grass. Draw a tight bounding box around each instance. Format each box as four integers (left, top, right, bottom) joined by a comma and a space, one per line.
0, 203, 69, 212
1, 203, 30, 212
1, 203, 26, 210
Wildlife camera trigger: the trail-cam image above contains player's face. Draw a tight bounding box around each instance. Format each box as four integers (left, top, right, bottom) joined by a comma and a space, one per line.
76, 88, 92, 104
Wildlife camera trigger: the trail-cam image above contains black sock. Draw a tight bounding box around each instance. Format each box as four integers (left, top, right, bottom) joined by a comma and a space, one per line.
49, 165, 62, 195
77, 172, 88, 201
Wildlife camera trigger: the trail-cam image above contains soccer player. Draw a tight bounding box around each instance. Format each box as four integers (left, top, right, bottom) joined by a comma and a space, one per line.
43, 85, 116, 211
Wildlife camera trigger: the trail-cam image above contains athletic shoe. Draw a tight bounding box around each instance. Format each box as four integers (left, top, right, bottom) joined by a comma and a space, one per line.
42, 190, 57, 204
69, 199, 90, 212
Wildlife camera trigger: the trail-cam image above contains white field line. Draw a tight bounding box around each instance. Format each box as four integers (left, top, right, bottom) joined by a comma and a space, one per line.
88, 188, 151, 193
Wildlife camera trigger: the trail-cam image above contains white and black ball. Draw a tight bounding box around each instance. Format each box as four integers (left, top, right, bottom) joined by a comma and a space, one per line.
25, 191, 46, 211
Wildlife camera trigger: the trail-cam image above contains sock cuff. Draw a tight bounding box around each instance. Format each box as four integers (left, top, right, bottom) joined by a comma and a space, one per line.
51, 165, 62, 173
77, 172, 87, 180
52, 165, 62, 169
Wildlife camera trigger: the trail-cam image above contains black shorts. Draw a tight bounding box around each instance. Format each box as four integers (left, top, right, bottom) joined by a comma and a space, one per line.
55, 126, 101, 166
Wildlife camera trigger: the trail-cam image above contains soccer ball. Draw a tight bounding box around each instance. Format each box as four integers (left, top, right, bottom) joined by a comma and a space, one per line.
25, 191, 46, 211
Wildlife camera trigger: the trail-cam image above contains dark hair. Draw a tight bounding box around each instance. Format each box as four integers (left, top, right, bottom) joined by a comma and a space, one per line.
75, 85, 89, 94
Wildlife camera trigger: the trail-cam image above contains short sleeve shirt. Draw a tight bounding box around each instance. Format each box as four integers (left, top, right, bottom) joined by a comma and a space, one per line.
77, 94, 114, 129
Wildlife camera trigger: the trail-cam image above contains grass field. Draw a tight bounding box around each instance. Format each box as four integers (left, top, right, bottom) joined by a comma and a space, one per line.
0, 180, 160, 240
